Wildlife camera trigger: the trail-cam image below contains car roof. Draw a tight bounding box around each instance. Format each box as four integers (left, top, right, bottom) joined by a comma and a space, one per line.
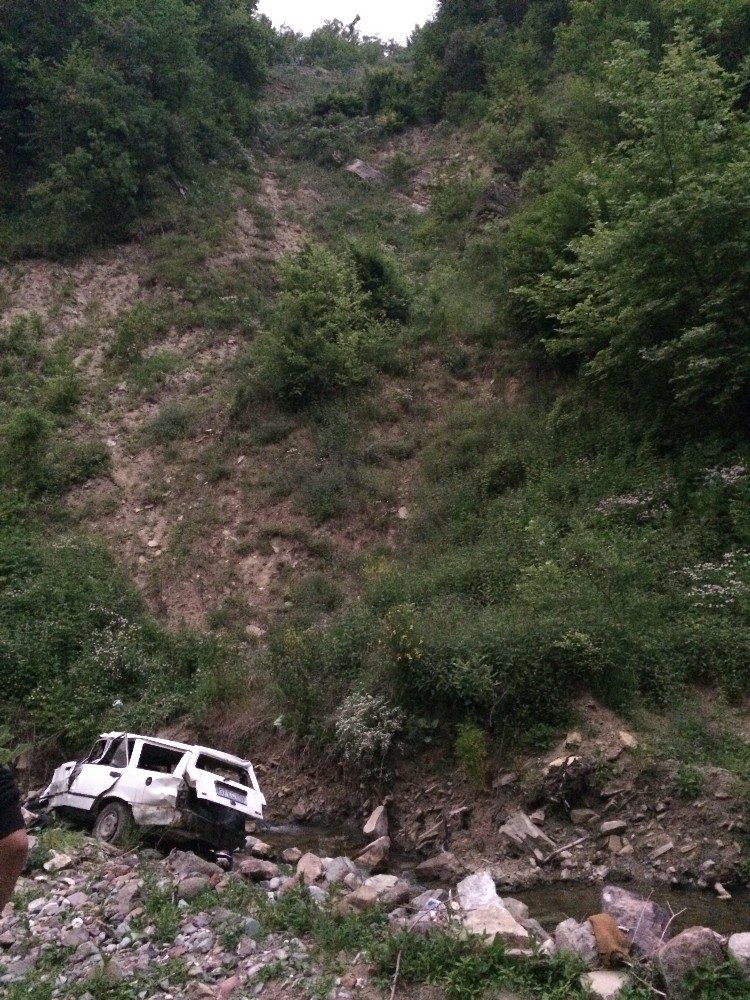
99, 733, 252, 768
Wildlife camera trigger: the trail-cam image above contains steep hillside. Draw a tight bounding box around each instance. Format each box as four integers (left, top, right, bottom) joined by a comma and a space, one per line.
2, 0, 750, 872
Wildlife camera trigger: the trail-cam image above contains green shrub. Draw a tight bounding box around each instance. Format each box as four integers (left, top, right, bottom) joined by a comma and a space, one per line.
250, 243, 381, 409
455, 723, 490, 791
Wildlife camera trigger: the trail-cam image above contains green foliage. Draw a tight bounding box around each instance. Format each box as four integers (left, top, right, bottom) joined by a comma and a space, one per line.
373, 928, 587, 1000
0, 0, 273, 254
519, 24, 750, 436
682, 960, 750, 1000
455, 723, 490, 790
676, 764, 705, 800
296, 21, 385, 71
266, 394, 750, 737
243, 242, 386, 409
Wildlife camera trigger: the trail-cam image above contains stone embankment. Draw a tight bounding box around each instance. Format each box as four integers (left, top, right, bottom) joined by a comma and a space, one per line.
1, 805, 748, 1000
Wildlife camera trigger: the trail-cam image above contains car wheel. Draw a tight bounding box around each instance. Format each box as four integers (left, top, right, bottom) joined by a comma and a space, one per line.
93, 801, 134, 846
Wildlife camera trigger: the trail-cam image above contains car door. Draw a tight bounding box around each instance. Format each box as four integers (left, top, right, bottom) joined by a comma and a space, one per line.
126, 740, 186, 827
65, 736, 134, 812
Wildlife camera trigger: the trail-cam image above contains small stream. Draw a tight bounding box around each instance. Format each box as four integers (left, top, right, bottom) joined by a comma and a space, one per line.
257, 821, 750, 934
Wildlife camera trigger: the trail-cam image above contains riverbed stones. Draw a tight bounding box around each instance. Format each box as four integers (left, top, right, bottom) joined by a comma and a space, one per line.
728, 933, 750, 976
282, 847, 302, 864
655, 927, 726, 997
601, 885, 672, 959
238, 858, 279, 882
324, 856, 360, 885
554, 918, 598, 968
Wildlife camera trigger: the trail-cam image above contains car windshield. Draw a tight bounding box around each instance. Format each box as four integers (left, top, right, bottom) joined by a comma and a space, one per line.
195, 754, 248, 786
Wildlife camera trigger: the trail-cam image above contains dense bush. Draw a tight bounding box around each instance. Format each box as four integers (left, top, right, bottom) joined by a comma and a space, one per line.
0, 0, 274, 254
236, 241, 410, 411
266, 398, 750, 739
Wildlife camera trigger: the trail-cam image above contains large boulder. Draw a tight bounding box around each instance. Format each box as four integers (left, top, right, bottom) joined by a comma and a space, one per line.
655, 927, 726, 998
554, 918, 598, 968
601, 885, 672, 959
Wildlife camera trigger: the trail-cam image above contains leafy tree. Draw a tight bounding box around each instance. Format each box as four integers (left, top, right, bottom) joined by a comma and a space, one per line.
0, 0, 272, 254
517, 24, 750, 435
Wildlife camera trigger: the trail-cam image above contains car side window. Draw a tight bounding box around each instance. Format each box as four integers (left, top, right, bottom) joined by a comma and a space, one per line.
102, 737, 135, 768
136, 744, 185, 774
86, 740, 108, 763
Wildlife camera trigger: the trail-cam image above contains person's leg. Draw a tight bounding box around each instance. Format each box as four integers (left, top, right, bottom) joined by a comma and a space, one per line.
0, 828, 28, 912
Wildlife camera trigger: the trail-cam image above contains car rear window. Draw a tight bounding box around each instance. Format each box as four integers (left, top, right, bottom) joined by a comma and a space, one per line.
195, 754, 248, 786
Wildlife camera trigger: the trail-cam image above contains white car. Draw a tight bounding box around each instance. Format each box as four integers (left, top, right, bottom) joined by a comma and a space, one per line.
38, 732, 266, 855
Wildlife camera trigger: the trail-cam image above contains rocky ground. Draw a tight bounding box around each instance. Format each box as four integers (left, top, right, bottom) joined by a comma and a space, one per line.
3, 803, 750, 1000
248, 704, 750, 897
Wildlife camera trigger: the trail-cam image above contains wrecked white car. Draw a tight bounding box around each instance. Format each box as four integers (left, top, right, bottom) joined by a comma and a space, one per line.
37, 732, 265, 855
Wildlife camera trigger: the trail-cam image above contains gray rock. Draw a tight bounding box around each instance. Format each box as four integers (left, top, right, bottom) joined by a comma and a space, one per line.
167, 850, 222, 878
462, 904, 531, 949
570, 809, 599, 826
521, 917, 552, 948
354, 836, 390, 871
282, 848, 302, 865
415, 852, 464, 882
502, 897, 530, 922
177, 876, 210, 901
308, 885, 327, 905
499, 812, 554, 850
345, 159, 387, 185
324, 856, 359, 885
554, 918, 598, 968
728, 933, 750, 976
457, 872, 500, 911
243, 917, 262, 939
599, 821, 627, 835
656, 927, 726, 997
601, 885, 672, 959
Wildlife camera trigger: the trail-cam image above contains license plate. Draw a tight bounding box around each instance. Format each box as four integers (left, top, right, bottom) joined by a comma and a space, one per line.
216, 785, 246, 805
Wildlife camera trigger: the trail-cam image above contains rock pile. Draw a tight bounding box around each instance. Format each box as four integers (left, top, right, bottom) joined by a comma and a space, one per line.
1, 831, 747, 1000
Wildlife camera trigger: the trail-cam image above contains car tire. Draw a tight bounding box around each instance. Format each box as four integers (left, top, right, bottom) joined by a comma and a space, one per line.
93, 801, 135, 846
